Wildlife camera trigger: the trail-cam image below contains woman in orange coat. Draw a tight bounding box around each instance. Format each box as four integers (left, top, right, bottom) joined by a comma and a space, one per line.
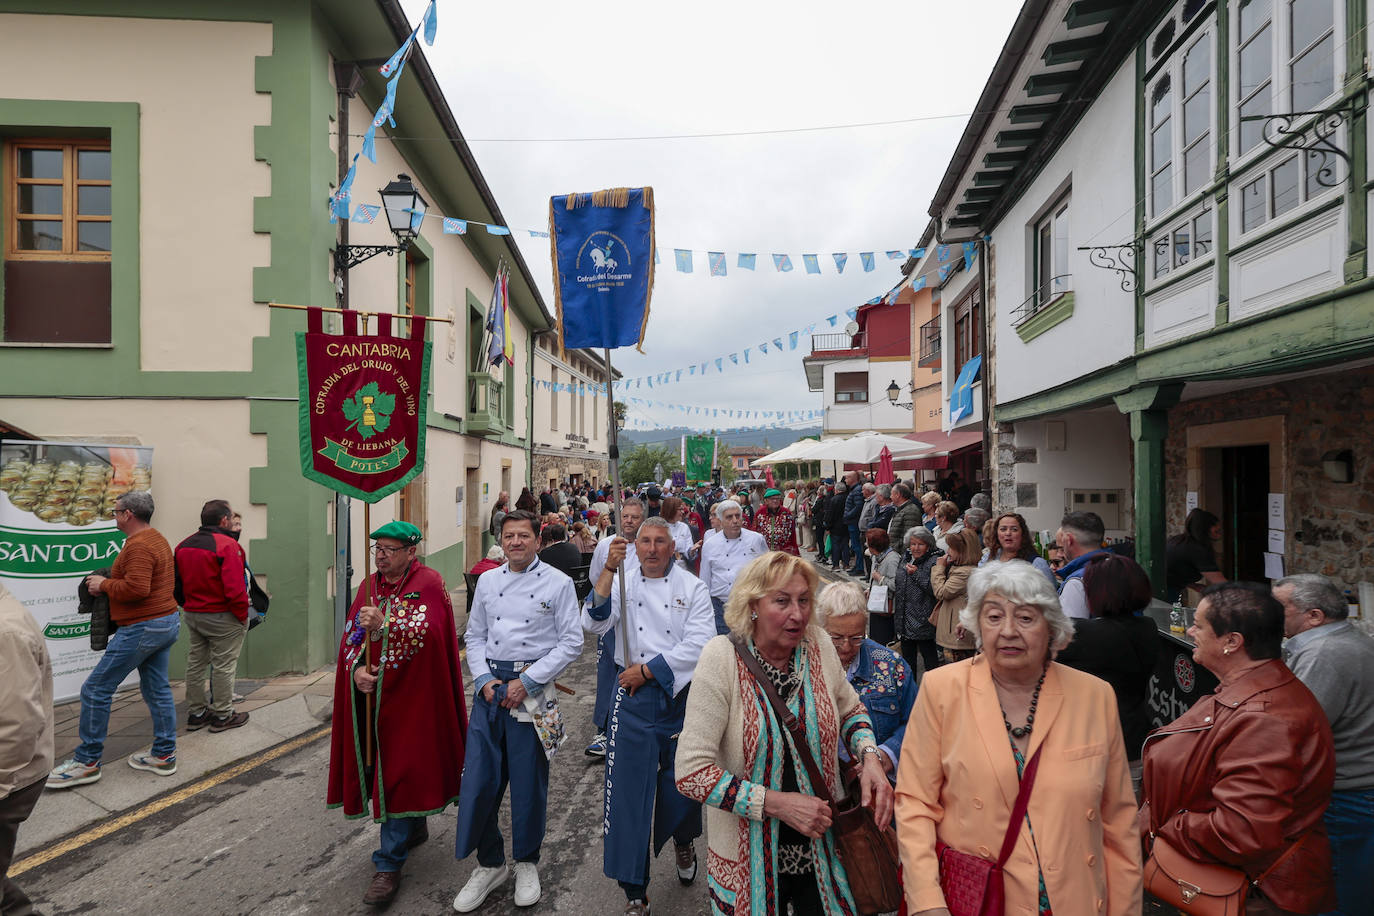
895, 560, 1142, 916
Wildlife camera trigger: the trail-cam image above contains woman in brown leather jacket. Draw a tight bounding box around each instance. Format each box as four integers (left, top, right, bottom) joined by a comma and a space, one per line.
1140, 582, 1336, 915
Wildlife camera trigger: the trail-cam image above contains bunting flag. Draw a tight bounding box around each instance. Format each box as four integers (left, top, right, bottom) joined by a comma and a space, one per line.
886, 250, 904, 260
912, 275, 927, 292
772, 254, 793, 272
351, 204, 379, 224
938, 263, 953, 281
654, 248, 661, 264
788, 331, 798, 349
708, 251, 727, 277
528, 229, 549, 238
803, 254, 820, 275
963, 241, 978, 271
485, 224, 511, 236
442, 217, 467, 234
738, 253, 757, 270
937, 244, 951, 263
833, 252, 848, 273
675, 249, 694, 273
773, 337, 783, 350
845, 308, 858, 321
911, 247, 927, 258
861, 252, 875, 272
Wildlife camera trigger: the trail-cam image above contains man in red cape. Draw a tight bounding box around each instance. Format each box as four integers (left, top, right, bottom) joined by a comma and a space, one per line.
327, 520, 467, 908
751, 488, 799, 555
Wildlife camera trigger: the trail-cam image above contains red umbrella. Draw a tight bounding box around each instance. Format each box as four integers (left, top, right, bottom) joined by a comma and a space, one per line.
764, 467, 776, 489
875, 446, 895, 485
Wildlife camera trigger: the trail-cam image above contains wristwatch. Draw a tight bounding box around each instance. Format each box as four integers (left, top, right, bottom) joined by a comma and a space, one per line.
860, 746, 882, 760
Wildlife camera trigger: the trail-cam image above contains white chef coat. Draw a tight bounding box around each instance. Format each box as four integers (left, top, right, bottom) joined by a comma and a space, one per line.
582, 564, 715, 696
467, 557, 583, 691
698, 528, 768, 600
589, 535, 641, 582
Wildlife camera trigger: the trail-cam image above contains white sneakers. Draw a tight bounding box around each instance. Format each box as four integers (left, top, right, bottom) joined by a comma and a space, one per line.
453, 864, 508, 913
451, 861, 540, 912
512, 862, 541, 907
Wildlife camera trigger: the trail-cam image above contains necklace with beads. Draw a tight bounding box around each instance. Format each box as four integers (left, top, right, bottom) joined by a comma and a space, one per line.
998, 666, 1049, 739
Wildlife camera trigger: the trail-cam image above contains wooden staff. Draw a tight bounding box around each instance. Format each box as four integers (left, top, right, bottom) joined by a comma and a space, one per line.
363, 500, 375, 767
266, 301, 455, 324
604, 348, 634, 667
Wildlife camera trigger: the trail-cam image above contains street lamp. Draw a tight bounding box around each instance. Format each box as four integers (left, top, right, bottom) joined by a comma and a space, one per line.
887, 379, 914, 411
334, 173, 428, 271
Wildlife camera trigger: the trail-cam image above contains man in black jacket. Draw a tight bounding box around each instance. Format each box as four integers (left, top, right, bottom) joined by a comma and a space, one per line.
828, 484, 851, 570
537, 524, 582, 579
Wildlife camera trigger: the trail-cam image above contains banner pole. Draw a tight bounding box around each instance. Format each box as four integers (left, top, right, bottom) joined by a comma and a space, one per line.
604, 348, 634, 667
363, 499, 374, 769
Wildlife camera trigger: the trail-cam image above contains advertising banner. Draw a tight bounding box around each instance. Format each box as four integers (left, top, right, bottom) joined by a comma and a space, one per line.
296, 307, 431, 503
548, 187, 656, 352
0, 439, 153, 701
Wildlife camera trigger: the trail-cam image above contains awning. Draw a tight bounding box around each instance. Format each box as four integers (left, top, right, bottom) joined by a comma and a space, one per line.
890, 428, 983, 470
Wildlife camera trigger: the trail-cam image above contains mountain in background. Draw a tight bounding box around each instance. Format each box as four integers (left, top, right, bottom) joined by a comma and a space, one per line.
619, 425, 821, 451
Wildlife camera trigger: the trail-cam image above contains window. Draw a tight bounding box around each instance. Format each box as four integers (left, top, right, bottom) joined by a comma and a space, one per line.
3, 139, 113, 343
1234, 0, 1339, 156
1149, 30, 1214, 218
1236, 152, 1332, 234
953, 287, 983, 369
834, 371, 867, 403
1034, 195, 1070, 303
1153, 208, 1213, 278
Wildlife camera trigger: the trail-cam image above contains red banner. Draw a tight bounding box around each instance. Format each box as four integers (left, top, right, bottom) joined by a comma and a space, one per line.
296, 307, 431, 502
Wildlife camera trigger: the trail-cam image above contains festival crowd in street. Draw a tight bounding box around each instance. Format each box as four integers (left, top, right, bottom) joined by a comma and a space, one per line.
4, 472, 1371, 916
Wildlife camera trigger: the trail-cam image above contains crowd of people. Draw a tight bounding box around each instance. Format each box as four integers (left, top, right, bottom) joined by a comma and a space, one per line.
2, 470, 1370, 916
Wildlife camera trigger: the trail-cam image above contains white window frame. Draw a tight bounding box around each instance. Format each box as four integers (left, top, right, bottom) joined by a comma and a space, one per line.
1230, 0, 1343, 167
1149, 203, 1216, 282
1232, 147, 1339, 238
1147, 26, 1217, 223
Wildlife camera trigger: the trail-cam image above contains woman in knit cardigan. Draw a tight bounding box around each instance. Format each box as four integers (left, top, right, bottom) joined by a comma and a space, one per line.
675, 552, 894, 916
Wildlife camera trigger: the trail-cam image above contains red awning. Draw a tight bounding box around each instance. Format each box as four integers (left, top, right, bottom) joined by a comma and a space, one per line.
891, 428, 983, 470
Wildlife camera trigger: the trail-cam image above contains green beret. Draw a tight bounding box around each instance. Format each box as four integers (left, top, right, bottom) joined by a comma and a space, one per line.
370, 520, 422, 544
764, 488, 783, 498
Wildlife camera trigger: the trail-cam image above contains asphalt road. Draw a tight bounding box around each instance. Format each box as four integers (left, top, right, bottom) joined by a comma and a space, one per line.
20, 645, 713, 916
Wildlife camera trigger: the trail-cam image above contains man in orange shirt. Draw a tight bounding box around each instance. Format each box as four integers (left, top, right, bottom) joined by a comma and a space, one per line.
47, 490, 182, 788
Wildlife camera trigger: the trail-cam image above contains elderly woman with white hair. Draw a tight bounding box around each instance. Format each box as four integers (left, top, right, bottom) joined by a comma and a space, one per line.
895, 560, 1142, 916
818, 580, 917, 781
676, 552, 893, 915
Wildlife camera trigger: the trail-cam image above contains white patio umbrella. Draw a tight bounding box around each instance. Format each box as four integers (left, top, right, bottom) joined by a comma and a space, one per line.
752, 440, 818, 465
801, 431, 933, 465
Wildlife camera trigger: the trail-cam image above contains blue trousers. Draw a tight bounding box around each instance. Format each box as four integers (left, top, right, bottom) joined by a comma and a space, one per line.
373, 816, 426, 872
604, 679, 700, 894
453, 661, 549, 866
710, 597, 729, 635
1322, 788, 1374, 916
593, 630, 616, 734
848, 525, 865, 572
76, 611, 181, 763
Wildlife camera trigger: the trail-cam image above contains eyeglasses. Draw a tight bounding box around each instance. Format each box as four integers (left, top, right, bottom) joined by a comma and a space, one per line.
371, 545, 408, 556
827, 634, 866, 646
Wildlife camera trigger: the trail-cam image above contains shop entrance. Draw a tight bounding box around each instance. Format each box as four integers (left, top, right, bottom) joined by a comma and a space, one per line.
1202, 444, 1270, 582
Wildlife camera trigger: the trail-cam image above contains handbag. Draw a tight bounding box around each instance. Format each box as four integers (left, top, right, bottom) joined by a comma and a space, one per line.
729, 637, 902, 915
935, 743, 1043, 916
1143, 832, 1303, 916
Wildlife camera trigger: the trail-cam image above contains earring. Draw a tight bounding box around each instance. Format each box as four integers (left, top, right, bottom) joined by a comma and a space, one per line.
750, 613, 758, 621
1223, 648, 1231, 656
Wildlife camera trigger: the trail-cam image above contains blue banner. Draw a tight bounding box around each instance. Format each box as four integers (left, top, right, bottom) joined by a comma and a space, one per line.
949, 355, 983, 424
550, 188, 656, 351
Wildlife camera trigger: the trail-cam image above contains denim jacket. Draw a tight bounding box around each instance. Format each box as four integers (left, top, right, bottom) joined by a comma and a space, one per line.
845, 638, 917, 771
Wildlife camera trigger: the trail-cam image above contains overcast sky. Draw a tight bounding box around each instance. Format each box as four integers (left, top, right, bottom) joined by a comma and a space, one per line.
405, 0, 1022, 430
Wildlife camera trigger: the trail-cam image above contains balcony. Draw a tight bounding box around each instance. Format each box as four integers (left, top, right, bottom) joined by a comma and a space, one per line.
918, 316, 941, 367
810, 330, 866, 354
1012, 274, 1073, 329
467, 371, 506, 436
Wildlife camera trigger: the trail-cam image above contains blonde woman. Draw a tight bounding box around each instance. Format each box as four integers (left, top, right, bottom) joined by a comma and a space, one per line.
676, 552, 893, 915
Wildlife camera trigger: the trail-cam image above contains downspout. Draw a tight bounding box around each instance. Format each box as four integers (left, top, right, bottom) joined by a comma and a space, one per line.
525, 330, 535, 490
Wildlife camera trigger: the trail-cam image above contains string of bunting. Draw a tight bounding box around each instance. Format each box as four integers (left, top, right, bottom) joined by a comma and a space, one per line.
532, 378, 817, 424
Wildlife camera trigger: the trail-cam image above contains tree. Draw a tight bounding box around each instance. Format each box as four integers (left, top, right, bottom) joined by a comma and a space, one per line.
713, 436, 733, 481
619, 443, 681, 487
612, 400, 628, 430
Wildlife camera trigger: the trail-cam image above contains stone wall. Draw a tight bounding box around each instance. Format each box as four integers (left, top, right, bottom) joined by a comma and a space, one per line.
532, 452, 608, 489
1163, 364, 1374, 592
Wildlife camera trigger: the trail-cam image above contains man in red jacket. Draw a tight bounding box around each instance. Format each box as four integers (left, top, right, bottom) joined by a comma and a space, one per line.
174, 499, 250, 732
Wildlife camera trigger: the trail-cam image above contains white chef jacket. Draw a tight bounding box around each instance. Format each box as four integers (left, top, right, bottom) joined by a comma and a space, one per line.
582, 564, 715, 696
667, 520, 694, 557
698, 528, 768, 600
467, 557, 583, 692
589, 534, 640, 582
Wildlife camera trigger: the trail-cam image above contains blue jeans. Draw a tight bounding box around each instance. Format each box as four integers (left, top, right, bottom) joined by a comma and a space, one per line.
710, 597, 729, 635
76, 611, 181, 763
373, 816, 427, 872
848, 525, 865, 572
1322, 788, 1374, 916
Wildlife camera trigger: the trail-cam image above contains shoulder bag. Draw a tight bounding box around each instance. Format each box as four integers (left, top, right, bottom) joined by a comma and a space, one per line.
935, 742, 1043, 916
729, 637, 901, 915
1143, 832, 1303, 916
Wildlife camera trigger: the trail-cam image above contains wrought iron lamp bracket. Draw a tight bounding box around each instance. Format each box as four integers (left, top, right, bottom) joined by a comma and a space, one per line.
1077, 241, 1142, 292
335, 244, 406, 272
1241, 101, 1356, 189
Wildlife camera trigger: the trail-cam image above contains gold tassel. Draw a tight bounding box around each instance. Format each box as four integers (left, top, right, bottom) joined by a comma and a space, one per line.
565, 187, 632, 209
